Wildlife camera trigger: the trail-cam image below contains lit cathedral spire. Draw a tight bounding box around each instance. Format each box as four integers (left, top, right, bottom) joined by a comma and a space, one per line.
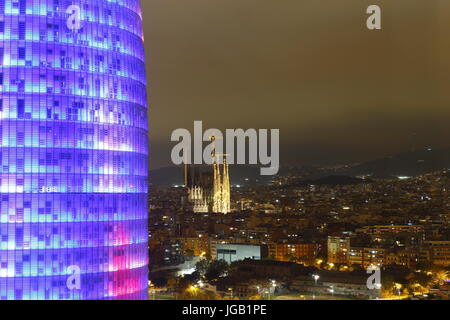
186, 137, 231, 214
221, 157, 231, 214
211, 136, 231, 214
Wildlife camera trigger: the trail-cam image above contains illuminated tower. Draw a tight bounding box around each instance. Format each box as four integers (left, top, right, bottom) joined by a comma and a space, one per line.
0, 0, 148, 300
212, 156, 231, 214
184, 139, 230, 214
212, 158, 222, 213
221, 157, 231, 214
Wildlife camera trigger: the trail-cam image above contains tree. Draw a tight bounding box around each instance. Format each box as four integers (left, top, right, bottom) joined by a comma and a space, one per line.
381, 274, 396, 298
299, 255, 315, 266
178, 272, 201, 291
179, 289, 220, 300
349, 264, 363, 272
284, 254, 297, 263
409, 272, 432, 288
415, 261, 433, 272
195, 259, 209, 276
407, 272, 432, 295
152, 276, 168, 288
205, 260, 229, 281
263, 255, 275, 261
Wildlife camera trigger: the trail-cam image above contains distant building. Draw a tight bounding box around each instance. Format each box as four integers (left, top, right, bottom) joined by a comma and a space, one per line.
184, 146, 231, 214
356, 225, 425, 236
213, 244, 264, 263
232, 260, 310, 279
268, 242, 320, 265
349, 246, 418, 269
348, 247, 364, 267
175, 236, 211, 257
215, 279, 260, 299
291, 271, 381, 299
348, 247, 387, 269
420, 241, 450, 266
149, 240, 184, 266
185, 165, 214, 213
386, 249, 418, 268
328, 236, 351, 264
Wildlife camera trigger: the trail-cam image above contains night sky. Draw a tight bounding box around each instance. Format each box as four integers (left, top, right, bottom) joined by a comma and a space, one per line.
142, 0, 450, 170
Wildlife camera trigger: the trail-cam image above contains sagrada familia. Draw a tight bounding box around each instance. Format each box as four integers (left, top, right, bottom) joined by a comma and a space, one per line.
184, 155, 231, 214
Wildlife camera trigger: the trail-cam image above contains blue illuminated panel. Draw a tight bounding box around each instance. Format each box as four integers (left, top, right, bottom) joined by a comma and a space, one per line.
0, 0, 148, 300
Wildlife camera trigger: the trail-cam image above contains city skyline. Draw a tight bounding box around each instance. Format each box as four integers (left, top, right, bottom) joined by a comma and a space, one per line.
149, 167, 450, 300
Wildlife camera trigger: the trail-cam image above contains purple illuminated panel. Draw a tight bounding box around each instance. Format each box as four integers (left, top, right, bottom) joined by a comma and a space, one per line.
0, 0, 148, 299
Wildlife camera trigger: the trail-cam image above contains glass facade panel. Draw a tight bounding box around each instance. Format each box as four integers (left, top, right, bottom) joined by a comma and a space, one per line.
0, 0, 148, 300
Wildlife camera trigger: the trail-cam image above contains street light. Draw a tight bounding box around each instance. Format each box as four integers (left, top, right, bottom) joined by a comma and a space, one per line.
149, 281, 155, 300
271, 280, 277, 300
395, 283, 402, 297
312, 274, 320, 300
188, 285, 199, 297
266, 280, 277, 300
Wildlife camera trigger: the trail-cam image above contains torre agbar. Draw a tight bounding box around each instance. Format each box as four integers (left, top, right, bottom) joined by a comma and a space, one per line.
0, 0, 149, 300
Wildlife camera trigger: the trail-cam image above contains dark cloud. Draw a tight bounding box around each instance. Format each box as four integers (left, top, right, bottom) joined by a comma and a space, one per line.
142, 0, 450, 169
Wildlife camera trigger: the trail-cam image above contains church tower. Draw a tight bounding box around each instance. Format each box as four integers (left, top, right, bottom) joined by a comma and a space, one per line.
185, 137, 231, 214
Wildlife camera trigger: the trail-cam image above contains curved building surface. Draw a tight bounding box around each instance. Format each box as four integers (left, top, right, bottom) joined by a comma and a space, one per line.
0, 0, 148, 299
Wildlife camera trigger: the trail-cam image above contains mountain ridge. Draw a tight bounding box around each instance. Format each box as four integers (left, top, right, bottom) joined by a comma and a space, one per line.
148, 147, 450, 186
